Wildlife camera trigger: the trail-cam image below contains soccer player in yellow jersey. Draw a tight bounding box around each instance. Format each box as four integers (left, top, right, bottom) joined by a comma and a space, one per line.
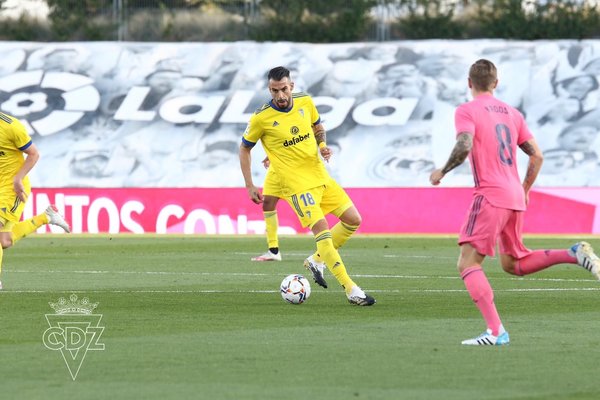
239, 66, 375, 306
0, 111, 71, 290
250, 157, 284, 262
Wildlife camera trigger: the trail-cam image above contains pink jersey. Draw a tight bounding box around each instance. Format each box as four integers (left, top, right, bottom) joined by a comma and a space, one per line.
455, 94, 533, 210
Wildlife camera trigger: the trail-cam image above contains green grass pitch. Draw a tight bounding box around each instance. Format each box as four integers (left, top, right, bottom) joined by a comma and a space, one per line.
1, 235, 599, 400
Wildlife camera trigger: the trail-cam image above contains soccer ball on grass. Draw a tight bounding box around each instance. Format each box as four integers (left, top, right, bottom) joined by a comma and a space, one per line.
280, 274, 311, 304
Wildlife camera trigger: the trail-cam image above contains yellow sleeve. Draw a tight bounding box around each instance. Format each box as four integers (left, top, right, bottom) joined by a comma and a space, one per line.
308, 96, 321, 126
242, 110, 264, 146
12, 118, 32, 149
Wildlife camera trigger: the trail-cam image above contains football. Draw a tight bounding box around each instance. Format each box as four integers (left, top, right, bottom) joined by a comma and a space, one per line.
280, 274, 311, 304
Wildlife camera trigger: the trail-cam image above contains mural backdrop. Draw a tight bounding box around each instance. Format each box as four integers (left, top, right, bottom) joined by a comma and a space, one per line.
1, 40, 599, 234
1, 40, 599, 188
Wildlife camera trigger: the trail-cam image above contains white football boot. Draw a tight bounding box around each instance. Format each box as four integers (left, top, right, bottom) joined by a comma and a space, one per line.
251, 250, 282, 261
304, 255, 328, 288
45, 205, 71, 233
569, 242, 600, 280
462, 329, 510, 346
347, 285, 376, 306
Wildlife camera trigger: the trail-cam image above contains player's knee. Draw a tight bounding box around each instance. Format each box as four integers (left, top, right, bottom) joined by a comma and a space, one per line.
262, 196, 278, 211
456, 257, 479, 274
456, 260, 468, 273
456, 253, 469, 272
341, 208, 362, 227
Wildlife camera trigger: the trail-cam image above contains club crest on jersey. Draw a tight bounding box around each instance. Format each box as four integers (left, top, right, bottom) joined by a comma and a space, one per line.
290, 126, 300, 135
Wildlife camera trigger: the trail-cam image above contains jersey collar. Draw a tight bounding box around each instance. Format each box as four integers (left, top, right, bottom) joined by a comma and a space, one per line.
269, 99, 294, 113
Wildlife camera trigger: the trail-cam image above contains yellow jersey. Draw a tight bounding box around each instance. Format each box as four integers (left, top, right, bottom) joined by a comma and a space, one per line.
0, 112, 32, 190
242, 93, 329, 196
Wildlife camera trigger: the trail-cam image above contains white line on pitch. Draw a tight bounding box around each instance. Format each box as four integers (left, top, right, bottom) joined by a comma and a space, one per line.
382, 255, 457, 259
2, 288, 600, 294
6, 270, 598, 283
234, 252, 311, 257
414, 287, 600, 293
9, 270, 272, 276
234, 252, 457, 260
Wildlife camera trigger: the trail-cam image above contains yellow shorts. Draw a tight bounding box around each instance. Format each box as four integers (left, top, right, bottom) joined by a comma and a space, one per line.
262, 167, 285, 198
0, 186, 29, 232
284, 177, 353, 228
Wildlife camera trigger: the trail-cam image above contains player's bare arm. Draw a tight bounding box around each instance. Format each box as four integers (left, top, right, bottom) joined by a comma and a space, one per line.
13, 144, 40, 202
430, 132, 472, 185
313, 122, 331, 161
313, 123, 326, 145
239, 143, 263, 204
442, 133, 472, 173
519, 138, 543, 202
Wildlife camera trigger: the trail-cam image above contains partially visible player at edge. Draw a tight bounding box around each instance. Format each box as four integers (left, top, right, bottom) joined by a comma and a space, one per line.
239, 66, 375, 305
0, 111, 71, 290
429, 59, 600, 346
250, 156, 283, 262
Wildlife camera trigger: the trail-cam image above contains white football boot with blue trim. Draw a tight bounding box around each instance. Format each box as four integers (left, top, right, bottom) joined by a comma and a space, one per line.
569, 242, 600, 280
462, 329, 510, 346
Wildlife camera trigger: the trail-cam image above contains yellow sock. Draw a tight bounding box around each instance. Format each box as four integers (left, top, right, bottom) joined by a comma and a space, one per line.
12, 213, 48, 244
315, 229, 356, 294
332, 221, 359, 249
313, 221, 359, 263
264, 211, 279, 249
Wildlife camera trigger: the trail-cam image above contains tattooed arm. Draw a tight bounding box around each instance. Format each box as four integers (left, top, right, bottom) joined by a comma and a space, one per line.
430, 132, 473, 185
313, 123, 326, 146
442, 133, 473, 174
519, 138, 544, 204
313, 122, 331, 162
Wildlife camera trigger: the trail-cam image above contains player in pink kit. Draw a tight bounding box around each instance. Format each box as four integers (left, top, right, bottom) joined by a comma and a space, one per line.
429, 59, 600, 346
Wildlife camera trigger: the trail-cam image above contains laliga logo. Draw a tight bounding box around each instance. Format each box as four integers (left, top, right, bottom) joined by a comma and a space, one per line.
0, 70, 100, 136
42, 294, 105, 380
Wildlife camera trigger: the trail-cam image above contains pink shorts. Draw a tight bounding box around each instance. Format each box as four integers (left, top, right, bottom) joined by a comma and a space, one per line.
458, 195, 531, 258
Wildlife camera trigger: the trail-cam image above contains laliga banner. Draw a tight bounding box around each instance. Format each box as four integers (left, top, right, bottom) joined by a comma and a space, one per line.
25, 188, 600, 234
1, 40, 600, 189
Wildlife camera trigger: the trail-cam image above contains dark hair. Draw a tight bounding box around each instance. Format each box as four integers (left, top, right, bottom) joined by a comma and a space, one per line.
268, 66, 290, 81
469, 59, 497, 91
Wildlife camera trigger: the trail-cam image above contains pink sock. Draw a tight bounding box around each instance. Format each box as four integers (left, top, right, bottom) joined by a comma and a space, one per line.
515, 250, 576, 276
461, 265, 502, 336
